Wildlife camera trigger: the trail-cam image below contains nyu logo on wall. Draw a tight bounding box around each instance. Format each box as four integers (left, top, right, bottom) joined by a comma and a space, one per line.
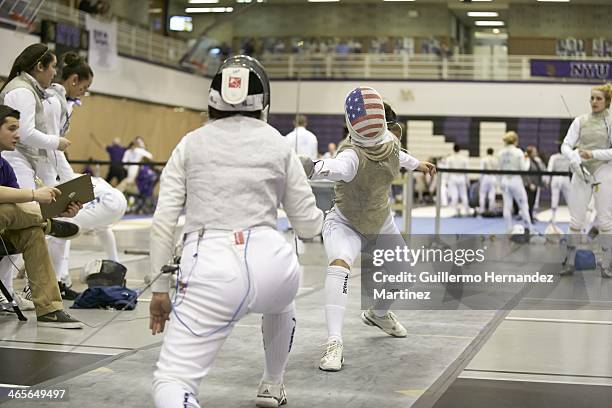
531, 59, 612, 80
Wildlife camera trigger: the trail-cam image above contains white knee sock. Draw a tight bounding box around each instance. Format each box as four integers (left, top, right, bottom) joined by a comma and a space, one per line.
47, 237, 70, 282
565, 230, 581, 265
599, 231, 612, 269
262, 307, 296, 384
96, 228, 119, 261
324, 265, 350, 343
153, 381, 200, 408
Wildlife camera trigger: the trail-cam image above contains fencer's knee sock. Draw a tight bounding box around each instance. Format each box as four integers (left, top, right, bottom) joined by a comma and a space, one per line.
325, 265, 350, 342
97, 228, 119, 261
0, 259, 14, 294
47, 237, 70, 282
599, 230, 612, 269
551, 208, 557, 223
262, 307, 296, 384
565, 229, 581, 265
152, 382, 200, 408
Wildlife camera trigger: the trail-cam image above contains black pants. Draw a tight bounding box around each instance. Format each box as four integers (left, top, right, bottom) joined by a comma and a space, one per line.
106, 164, 126, 185
526, 185, 539, 221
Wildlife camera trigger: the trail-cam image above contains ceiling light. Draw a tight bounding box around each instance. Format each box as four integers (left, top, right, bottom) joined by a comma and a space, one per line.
307, 0, 340, 2
188, 0, 219, 3
467, 12, 499, 17
475, 21, 505, 26
383, 0, 415, 2
492, 28, 500, 34
236, 0, 252, 2
185, 7, 234, 13
537, 0, 570, 2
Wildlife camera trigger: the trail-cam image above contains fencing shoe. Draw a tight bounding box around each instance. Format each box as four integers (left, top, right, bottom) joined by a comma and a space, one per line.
361, 309, 408, 337
601, 265, 612, 279
255, 382, 287, 407
559, 258, 575, 276
319, 340, 344, 372
37, 310, 83, 329
14, 293, 34, 311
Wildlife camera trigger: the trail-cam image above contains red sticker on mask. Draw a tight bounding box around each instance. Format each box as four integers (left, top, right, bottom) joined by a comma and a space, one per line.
229, 77, 242, 88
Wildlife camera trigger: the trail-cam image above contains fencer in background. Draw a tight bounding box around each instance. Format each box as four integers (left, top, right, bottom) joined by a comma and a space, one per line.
300, 88, 436, 372
479, 148, 498, 214
497, 131, 533, 233
560, 83, 612, 277
149, 56, 323, 408
446, 144, 470, 216
545, 152, 570, 224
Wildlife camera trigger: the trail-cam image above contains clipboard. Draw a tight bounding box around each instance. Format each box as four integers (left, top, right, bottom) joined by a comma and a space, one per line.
39, 174, 95, 219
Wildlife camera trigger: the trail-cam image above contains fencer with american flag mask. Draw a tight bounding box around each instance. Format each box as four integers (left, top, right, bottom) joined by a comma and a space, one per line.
299, 86, 436, 372
149, 55, 323, 408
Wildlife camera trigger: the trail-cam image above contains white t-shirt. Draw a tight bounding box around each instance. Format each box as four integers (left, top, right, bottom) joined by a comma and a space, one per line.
285, 126, 319, 160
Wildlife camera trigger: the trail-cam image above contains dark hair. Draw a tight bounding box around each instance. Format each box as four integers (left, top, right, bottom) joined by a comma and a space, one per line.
0, 105, 20, 126
208, 106, 262, 121
59, 52, 93, 82
383, 102, 397, 124
453, 144, 461, 152
486, 148, 494, 155
0, 44, 56, 93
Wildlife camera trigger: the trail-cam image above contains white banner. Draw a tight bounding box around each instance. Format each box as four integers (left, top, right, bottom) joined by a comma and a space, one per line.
85, 15, 119, 71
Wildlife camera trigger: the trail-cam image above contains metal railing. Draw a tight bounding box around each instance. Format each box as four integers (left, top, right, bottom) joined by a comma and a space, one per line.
258, 53, 612, 82
36, 1, 189, 67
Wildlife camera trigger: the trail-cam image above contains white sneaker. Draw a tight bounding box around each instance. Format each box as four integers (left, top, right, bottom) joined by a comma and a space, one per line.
255, 381, 287, 407
13, 293, 34, 311
319, 340, 344, 372
361, 309, 408, 337
0, 292, 34, 311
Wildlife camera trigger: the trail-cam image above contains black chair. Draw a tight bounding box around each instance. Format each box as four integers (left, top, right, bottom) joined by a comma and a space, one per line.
0, 240, 27, 321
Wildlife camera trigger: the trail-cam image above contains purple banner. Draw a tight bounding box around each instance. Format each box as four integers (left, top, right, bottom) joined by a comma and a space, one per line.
530, 59, 612, 80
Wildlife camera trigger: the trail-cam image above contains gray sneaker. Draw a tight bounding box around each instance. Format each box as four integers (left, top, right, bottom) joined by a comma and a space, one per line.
601, 265, 612, 279
255, 381, 287, 407
37, 310, 83, 329
361, 309, 407, 337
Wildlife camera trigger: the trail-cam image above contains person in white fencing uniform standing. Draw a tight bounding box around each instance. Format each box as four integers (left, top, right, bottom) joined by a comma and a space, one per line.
285, 114, 319, 160
560, 83, 612, 277
149, 56, 323, 408
299, 87, 436, 372
497, 131, 533, 233
479, 148, 498, 214
545, 151, 570, 224
446, 144, 470, 216
39, 52, 94, 295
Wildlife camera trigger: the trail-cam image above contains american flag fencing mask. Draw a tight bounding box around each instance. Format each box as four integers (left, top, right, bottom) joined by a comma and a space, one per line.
344, 87, 387, 147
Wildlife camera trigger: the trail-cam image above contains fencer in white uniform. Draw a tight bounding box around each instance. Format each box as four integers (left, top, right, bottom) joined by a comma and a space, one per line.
149, 56, 323, 408
545, 152, 570, 224
39, 52, 94, 288
560, 84, 612, 277
299, 88, 436, 372
497, 131, 533, 233
446, 144, 470, 216
479, 148, 498, 214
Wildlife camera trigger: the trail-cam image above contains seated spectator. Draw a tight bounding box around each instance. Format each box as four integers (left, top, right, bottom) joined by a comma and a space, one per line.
322, 142, 337, 159
0, 105, 82, 328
